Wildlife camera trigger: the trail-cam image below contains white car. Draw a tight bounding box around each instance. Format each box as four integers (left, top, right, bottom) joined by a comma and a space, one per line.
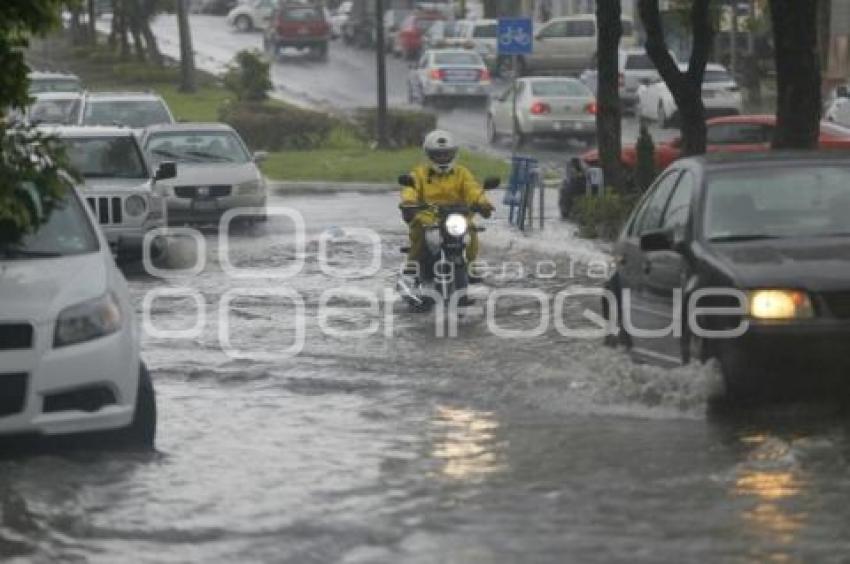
487, 76, 597, 146
227, 0, 275, 32
26, 91, 83, 125
637, 63, 743, 127
27, 70, 82, 95
408, 49, 491, 105
53, 126, 176, 259
581, 48, 679, 109
826, 85, 850, 127
78, 91, 175, 130
457, 19, 498, 67
0, 179, 155, 446
141, 123, 268, 225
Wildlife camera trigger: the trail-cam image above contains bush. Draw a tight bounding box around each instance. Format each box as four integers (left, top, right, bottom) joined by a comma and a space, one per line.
572, 190, 639, 240
111, 63, 179, 84
219, 102, 337, 150
353, 108, 437, 148
222, 49, 272, 103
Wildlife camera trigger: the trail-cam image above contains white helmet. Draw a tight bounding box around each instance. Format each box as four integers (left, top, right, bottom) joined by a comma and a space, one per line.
423, 129, 458, 174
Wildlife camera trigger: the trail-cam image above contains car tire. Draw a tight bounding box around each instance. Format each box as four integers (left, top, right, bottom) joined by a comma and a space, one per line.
235, 14, 252, 32
111, 363, 157, 448
717, 341, 761, 403
486, 114, 500, 144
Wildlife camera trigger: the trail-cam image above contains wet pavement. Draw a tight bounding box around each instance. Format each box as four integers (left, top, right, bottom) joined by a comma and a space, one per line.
3, 191, 850, 563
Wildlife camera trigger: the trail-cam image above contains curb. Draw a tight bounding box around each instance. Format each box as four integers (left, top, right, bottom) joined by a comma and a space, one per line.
270, 181, 398, 195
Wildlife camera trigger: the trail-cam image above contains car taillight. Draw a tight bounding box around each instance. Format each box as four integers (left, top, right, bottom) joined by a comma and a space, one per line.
430, 69, 445, 81
480, 68, 491, 82
585, 101, 598, 115
530, 101, 550, 115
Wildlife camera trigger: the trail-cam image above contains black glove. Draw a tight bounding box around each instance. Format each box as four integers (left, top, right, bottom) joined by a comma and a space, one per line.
479, 203, 494, 219
400, 206, 418, 224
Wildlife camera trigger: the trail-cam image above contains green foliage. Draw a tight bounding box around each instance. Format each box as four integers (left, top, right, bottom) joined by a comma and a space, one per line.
635, 124, 657, 192
0, 124, 79, 244
219, 102, 337, 150
112, 62, 180, 84
222, 49, 273, 103
353, 108, 438, 148
572, 190, 638, 240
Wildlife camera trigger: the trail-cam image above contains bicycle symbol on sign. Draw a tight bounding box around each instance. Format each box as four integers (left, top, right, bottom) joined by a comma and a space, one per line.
499, 26, 531, 47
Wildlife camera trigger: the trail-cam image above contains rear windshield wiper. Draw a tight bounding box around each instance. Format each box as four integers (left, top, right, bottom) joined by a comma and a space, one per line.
708, 234, 782, 243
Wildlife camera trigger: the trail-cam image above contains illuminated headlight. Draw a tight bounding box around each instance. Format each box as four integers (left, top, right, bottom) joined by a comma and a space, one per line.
236, 180, 261, 195
445, 213, 468, 237
54, 293, 122, 348
124, 194, 147, 217
749, 290, 814, 320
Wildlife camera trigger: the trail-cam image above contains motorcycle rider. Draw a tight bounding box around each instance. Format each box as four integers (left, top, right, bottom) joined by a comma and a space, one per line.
400, 130, 495, 275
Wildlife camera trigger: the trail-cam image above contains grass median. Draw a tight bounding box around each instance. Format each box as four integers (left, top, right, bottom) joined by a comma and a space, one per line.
28, 37, 509, 185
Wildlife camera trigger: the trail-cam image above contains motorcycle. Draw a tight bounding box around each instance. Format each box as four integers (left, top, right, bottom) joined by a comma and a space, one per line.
396, 174, 499, 311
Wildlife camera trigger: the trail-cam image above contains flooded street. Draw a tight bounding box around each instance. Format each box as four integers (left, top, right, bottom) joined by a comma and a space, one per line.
3, 191, 850, 563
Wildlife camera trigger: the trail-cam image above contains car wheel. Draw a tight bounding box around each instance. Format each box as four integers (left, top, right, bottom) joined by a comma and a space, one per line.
658, 102, 669, 128
716, 341, 761, 403
111, 363, 157, 448
486, 114, 499, 144
235, 14, 252, 32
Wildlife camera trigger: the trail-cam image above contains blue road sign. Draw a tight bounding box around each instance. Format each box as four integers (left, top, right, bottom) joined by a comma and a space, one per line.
497, 17, 533, 56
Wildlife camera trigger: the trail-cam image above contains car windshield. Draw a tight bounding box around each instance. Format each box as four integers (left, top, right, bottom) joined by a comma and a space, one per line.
283, 7, 321, 20
434, 52, 481, 66
64, 136, 148, 179
28, 78, 81, 94
146, 131, 251, 164
82, 99, 172, 128
705, 70, 734, 83
473, 23, 497, 38
531, 80, 590, 97
0, 183, 99, 258
29, 98, 80, 124
705, 165, 850, 241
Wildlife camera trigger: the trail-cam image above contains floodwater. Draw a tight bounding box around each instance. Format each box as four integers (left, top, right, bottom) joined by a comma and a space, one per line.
3, 191, 850, 563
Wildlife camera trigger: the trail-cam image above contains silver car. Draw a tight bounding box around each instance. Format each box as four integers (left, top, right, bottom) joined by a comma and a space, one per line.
78, 91, 175, 130
487, 77, 597, 146
141, 123, 268, 225
408, 49, 492, 105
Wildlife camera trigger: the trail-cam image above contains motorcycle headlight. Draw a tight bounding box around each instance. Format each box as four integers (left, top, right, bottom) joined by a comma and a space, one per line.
445, 214, 468, 237
236, 180, 261, 195
124, 194, 147, 217
749, 289, 814, 320
54, 293, 122, 348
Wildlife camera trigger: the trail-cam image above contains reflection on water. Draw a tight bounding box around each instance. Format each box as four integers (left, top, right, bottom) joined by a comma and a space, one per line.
430, 407, 506, 480
733, 434, 809, 555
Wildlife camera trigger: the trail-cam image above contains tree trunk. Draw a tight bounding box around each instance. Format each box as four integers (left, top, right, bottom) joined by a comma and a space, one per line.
639, 0, 714, 156
769, 0, 821, 149
127, 5, 147, 63
117, 1, 131, 60
109, 0, 119, 48
176, 0, 197, 92
87, 0, 97, 45
139, 0, 164, 66
596, 0, 624, 192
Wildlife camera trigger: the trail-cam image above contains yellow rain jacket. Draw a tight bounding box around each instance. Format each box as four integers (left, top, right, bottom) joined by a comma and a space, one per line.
400, 163, 494, 264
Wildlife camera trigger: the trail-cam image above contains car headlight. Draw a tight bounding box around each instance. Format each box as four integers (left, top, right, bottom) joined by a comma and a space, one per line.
749, 289, 814, 320
125, 194, 147, 217
445, 213, 468, 237
54, 293, 122, 348
236, 180, 261, 195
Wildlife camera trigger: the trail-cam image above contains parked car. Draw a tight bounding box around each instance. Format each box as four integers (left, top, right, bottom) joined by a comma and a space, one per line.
227, 0, 275, 31
582, 115, 850, 177
264, 2, 331, 60
517, 15, 636, 75
51, 126, 176, 260
581, 48, 679, 110
330, 0, 352, 39
457, 18, 498, 68
197, 0, 240, 15
393, 11, 445, 60
26, 91, 83, 125
825, 84, 850, 128
422, 20, 469, 51
141, 123, 268, 225
408, 49, 491, 106
605, 152, 850, 398
78, 91, 175, 130
637, 63, 742, 127
27, 71, 82, 95
487, 77, 596, 146
0, 178, 156, 445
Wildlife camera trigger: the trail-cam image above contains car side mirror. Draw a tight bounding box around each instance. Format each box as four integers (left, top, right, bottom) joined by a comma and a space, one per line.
398, 173, 415, 187
483, 177, 500, 190
154, 161, 177, 181
640, 228, 682, 253
253, 150, 268, 163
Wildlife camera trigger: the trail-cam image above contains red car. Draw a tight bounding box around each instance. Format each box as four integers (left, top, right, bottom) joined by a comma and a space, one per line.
393, 12, 445, 60
582, 114, 850, 173
264, 3, 331, 60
